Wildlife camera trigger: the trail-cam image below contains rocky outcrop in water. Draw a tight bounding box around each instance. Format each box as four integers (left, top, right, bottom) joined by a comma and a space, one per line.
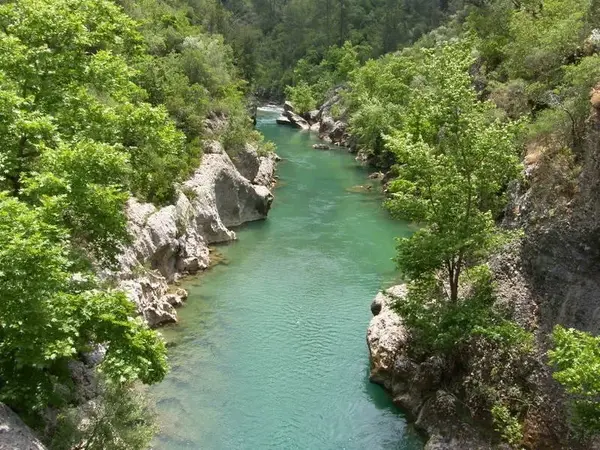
365, 96, 600, 450
367, 286, 497, 450
0, 403, 47, 450
277, 96, 351, 141
112, 141, 278, 327
278, 102, 310, 130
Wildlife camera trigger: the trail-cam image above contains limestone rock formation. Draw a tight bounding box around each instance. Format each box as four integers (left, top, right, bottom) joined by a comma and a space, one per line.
274, 101, 311, 130
284, 110, 310, 130
284, 100, 295, 113
367, 286, 496, 450
0, 403, 47, 450
112, 141, 278, 327
230, 143, 261, 181
276, 115, 292, 125
254, 154, 280, 188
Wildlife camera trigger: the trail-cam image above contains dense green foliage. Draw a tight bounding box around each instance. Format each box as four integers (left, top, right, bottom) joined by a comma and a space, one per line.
212, 0, 464, 97
0, 0, 258, 444
278, 0, 600, 444
382, 42, 521, 302
3, 0, 600, 446
0, 0, 169, 419
0, 193, 167, 411
50, 382, 157, 450
395, 266, 530, 355
549, 326, 600, 436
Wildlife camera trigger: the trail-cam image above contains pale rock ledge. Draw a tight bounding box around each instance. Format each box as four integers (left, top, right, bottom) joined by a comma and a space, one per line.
110, 141, 278, 327
367, 285, 499, 450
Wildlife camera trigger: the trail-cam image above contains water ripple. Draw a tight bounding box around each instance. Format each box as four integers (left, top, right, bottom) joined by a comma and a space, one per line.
151, 113, 421, 450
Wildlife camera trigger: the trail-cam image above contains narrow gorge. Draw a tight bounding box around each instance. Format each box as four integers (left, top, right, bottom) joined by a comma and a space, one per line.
149, 109, 423, 449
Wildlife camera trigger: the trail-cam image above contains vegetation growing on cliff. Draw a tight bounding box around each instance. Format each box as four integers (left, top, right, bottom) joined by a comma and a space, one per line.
382, 42, 521, 302
279, 0, 600, 447
0, 0, 256, 446
549, 326, 600, 436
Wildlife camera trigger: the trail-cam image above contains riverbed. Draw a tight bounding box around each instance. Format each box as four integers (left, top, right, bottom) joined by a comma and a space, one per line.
151, 110, 422, 449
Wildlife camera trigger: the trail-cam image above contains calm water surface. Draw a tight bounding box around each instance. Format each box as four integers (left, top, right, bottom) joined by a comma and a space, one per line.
151, 110, 422, 450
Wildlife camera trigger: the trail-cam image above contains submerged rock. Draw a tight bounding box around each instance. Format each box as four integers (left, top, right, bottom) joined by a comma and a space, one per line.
368, 172, 385, 180
346, 184, 373, 193
312, 143, 330, 150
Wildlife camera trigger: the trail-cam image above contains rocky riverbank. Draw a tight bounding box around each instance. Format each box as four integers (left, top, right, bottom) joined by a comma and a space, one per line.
366, 100, 600, 450
2, 136, 279, 450
110, 140, 279, 327
367, 286, 500, 450
0, 403, 48, 450
276, 92, 352, 148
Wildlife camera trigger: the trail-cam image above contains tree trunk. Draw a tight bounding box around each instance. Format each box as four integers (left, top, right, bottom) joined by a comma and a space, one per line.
448, 259, 461, 303
450, 275, 458, 303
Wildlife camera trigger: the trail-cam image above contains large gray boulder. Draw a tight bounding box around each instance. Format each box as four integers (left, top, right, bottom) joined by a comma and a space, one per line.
254, 154, 280, 187
230, 143, 261, 182
0, 403, 47, 450
276, 115, 292, 126
283, 100, 295, 113
330, 120, 348, 143
307, 109, 321, 123
113, 140, 277, 327
283, 110, 310, 130
319, 116, 335, 139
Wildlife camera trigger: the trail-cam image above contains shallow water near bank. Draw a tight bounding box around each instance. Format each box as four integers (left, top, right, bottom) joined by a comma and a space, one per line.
151, 111, 423, 450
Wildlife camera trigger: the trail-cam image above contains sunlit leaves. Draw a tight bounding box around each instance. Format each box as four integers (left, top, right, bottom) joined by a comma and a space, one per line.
380, 42, 521, 300
549, 326, 600, 435
0, 194, 167, 411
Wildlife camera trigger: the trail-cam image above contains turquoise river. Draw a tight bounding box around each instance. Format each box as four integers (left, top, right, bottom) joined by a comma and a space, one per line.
151, 110, 423, 449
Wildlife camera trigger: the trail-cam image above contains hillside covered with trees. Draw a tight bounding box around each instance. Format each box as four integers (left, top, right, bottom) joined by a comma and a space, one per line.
280, 0, 600, 448
212, 0, 458, 97
4, 0, 600, 448
0, 0, 263, 447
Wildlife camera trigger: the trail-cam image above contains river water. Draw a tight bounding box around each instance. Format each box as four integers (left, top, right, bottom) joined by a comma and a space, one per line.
151, 110, 422, 450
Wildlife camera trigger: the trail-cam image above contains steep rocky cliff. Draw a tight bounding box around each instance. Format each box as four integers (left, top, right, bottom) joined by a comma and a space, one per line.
366, 103, 600, 449
367, 286, 501, 450
111, 141, 278, 326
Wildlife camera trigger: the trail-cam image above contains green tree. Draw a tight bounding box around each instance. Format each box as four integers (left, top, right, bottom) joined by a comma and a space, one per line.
22, 141, 131, 266
384, 43, 521, 302
0, 0, 193, 205
0, 195, 167, 413
549, 326, 600, 435
285, 81, 317, 114
504, 0, 594, 81
50, 382, 157, 450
